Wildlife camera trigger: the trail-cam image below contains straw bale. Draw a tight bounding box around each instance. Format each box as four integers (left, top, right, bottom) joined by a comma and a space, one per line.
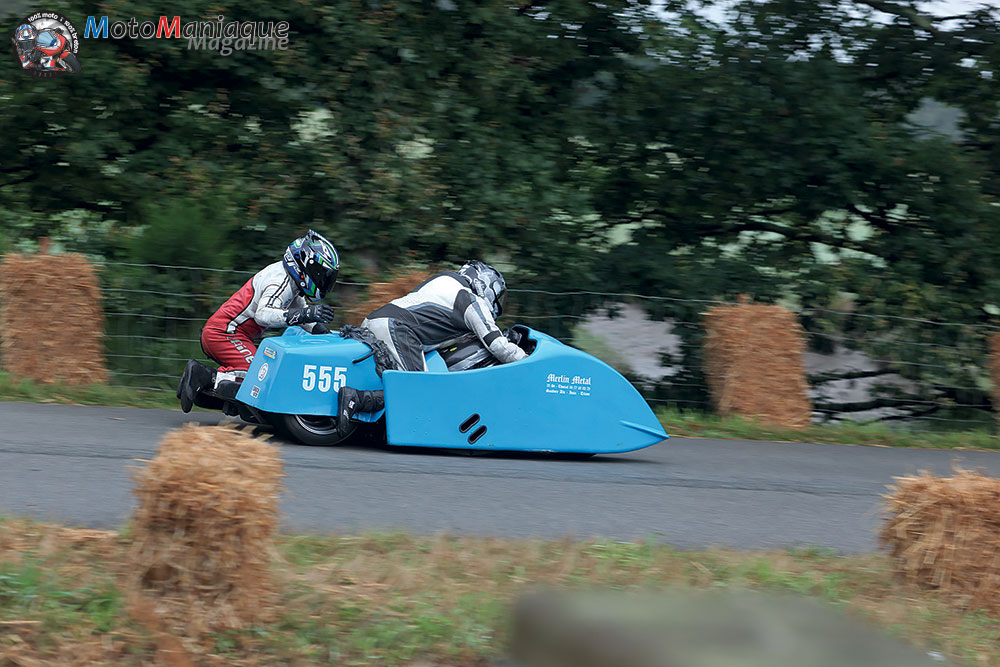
990, 333, 1000, 432
127, 425, 284, 635
0, 253, 108, 385
880, 469, 1000, 614
347, 270, 434, 325
702, 303, 812, 428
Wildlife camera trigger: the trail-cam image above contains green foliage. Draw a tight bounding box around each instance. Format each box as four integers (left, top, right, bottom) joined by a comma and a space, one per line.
0, 370, 192, 408
0, 0, 642, 277
0, 555, 123, 634
127, 198, 237, 269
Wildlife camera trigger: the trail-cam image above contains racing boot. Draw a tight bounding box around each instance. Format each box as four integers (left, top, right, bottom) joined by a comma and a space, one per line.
213, 369, 247, 391
212, 370, 247, 417
337, 387, 385, 437
177, 359, 214, 413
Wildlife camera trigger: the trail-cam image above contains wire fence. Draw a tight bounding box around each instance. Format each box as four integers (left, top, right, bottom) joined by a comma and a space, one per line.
797, 307, 998, 432
66, 262, 994, 433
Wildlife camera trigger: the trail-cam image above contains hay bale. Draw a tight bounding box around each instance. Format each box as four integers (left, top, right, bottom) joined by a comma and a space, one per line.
0, 252, 108, 385
127, 425, 284, 634
346, 270, 434, 325
702, 302, 812, 428
990, 333, 1000, 432
880, 470, 1000, 614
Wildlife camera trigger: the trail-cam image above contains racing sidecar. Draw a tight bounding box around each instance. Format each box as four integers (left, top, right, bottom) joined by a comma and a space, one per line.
197, 325, 667, 455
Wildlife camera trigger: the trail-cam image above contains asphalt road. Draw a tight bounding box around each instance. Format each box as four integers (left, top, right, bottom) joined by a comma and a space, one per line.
3, 401, 1000, 553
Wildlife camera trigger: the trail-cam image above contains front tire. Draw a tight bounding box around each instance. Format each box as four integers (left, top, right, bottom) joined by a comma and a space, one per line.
60, 52, 81, 73
271, 413, 357, 446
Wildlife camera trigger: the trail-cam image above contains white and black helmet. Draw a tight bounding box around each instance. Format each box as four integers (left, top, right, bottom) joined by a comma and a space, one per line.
459, 260, 507, 318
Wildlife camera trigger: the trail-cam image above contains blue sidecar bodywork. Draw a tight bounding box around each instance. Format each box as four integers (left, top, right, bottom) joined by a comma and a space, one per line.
236, 326, 667, 454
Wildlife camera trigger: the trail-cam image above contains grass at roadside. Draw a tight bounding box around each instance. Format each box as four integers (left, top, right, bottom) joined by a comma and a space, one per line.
0, 371, 180, 410
657, 407, 1000, 450
1, 519, 998, 665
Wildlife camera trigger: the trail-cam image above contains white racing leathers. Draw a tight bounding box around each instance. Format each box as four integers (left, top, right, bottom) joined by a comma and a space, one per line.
362, 271, 526, 371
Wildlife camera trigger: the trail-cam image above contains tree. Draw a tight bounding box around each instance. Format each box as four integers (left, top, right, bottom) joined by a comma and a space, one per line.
585, 0, 1000, 423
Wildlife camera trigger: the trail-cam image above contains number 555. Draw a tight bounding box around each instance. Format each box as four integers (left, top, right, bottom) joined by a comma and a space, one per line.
302, 365, 347, 392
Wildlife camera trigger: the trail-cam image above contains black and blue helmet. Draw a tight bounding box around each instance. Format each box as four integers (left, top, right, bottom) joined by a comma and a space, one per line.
283, 230, 340, 302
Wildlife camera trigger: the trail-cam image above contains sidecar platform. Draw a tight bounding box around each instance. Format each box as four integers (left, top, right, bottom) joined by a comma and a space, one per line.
236, 326, 667, 454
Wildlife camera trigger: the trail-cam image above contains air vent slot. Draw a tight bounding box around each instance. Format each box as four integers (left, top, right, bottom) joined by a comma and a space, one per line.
459, 414, 480, 433
468, 425, 487, 444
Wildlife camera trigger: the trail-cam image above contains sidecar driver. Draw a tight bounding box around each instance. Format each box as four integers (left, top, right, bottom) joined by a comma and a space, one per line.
177, 229, 340, 413
336, 260, 525, 434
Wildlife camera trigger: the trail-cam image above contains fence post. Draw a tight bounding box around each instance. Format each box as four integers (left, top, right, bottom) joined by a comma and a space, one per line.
991, 332, 1000, 432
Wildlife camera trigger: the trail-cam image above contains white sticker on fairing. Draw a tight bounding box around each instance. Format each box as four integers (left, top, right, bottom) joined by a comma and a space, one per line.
545, 373, 592, 397
258, 363, 269, 381
250, 385, 261, 398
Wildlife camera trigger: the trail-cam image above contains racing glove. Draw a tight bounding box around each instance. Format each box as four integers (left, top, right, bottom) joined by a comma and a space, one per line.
503, 327, 523, 347
311, 322, 331, 335
285, 304, 335, 326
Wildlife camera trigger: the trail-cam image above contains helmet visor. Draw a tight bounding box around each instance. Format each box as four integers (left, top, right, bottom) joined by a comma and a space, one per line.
305, 261, 338, 300
36, 30, 59, 48
495, 287, 507, 316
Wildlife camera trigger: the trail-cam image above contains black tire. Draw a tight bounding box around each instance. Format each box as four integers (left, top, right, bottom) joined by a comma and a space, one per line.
60, 52, 80, 73
269, 413, 357, 446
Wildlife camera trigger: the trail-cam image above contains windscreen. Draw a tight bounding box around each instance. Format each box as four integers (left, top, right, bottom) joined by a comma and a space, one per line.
36, 31, 60, 48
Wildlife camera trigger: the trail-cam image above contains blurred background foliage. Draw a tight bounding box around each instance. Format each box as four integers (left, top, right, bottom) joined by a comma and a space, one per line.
0, 0, 998, 422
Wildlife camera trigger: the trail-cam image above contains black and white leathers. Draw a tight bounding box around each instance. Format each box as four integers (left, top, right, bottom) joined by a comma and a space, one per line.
362, 271, 526, 371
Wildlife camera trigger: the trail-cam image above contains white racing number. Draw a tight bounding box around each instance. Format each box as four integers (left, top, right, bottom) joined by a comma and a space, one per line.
302, 365, 347, 393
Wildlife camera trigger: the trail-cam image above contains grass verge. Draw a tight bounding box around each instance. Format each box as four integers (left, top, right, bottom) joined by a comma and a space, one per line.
0, 371, 180, 410
1, 519, 998, 665
657, 407, 1000, 450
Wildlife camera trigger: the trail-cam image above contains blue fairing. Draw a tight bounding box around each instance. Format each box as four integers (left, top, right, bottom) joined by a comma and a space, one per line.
237, 327, 386, 422
383, 329, 667, 453
237, 326, 667, 453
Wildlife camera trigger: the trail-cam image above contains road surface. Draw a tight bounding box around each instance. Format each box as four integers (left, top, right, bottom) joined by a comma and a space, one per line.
4, 401, 999, 552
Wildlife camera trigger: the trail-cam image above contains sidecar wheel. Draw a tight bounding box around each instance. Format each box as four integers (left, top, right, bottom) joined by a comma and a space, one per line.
272, 413, 357, 446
